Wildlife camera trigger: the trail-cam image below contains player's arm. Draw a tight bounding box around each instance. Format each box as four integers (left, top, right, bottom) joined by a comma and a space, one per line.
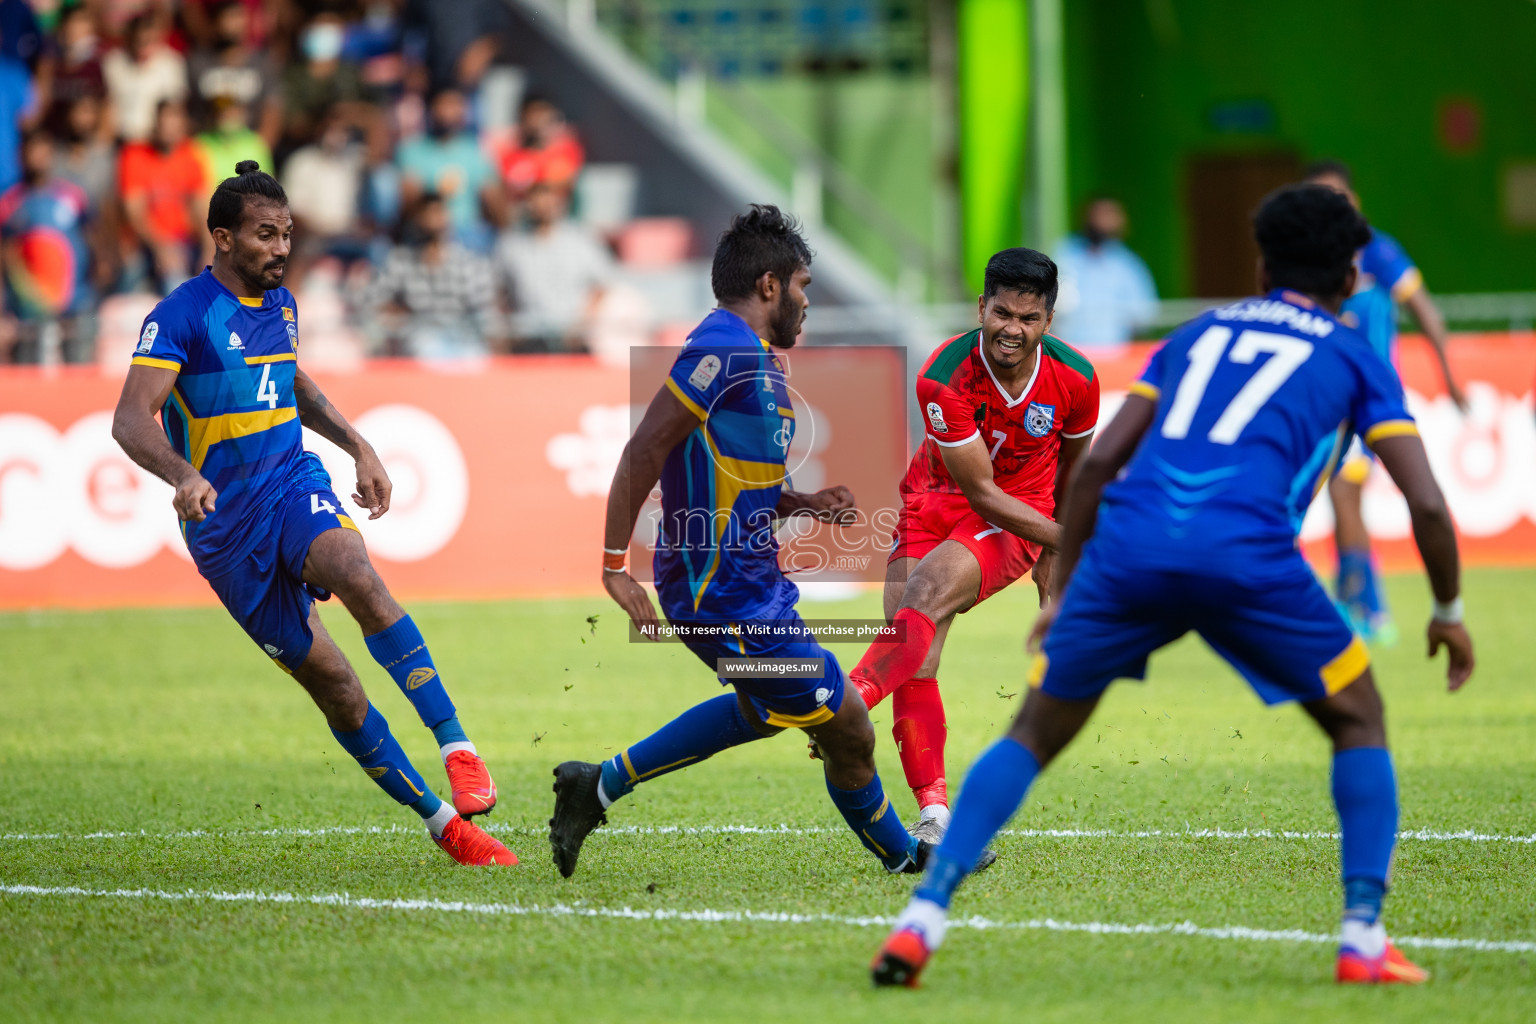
1402, 287, 1469, 413
1027, 395, 1157, 650
939, 437, 1062, 549
602, 385, 703, 636
293, 366, 391, 520
1031, 432, 1094, 602
111, 364, 217, 522
1370, 433, 1474, 690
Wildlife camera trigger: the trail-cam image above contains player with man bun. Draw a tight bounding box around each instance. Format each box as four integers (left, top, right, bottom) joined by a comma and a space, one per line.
111, 161, 514, 866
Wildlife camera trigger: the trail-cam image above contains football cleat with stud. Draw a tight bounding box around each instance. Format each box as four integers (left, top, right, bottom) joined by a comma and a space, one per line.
431, 814, 518, 865
444, 749, 498, 818
871, 927, 933, 988
1336, 941, 1429, 984
549, 760, 608, 878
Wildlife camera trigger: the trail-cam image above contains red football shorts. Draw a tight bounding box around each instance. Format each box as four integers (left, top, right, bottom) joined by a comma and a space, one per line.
888, 490, 1043, 606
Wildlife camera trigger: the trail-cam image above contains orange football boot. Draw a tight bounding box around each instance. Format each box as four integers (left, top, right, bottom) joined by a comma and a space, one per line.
870, 928, 933, 988
432, 814, 517, 865
444, 749, 497, 818
1336, 941, 1429, 984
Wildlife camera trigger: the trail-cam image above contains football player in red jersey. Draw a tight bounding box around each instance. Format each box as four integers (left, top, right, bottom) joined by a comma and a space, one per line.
846, 248, 1100, 841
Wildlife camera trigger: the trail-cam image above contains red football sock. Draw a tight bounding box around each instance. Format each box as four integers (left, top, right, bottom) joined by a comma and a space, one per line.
848, 608, 937, 711
891, 677, 948, 809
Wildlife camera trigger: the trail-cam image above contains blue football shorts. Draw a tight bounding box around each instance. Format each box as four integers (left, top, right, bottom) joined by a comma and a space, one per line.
668, 582, 846, 729
1031, 549, 1369, 706
205, 462, 360, 673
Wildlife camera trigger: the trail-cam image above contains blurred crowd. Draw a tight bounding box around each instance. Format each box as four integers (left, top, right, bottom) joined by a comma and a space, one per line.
0, 0, 633, 364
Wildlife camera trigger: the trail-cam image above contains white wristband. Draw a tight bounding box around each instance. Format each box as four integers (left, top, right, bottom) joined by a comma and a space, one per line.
603, 547, 628, 556
1432, 596, 1464, 624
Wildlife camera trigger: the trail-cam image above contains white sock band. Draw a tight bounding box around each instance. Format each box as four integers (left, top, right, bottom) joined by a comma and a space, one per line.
894, 897, 949, 951
423, 801, 458, 838
1341, 919, 1386, 959
596, 775, 614, 810
440, 741, 476, 761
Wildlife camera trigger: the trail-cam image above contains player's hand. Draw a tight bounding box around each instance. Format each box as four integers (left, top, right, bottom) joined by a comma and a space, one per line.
1026, 601, 1059, 654
352, 447, 392, 520
604, 570, 661, 639
808, 485, 857, 524
1427, 618, 1475, 691
1031, 551, 1055, 607
172, 471, 217, 522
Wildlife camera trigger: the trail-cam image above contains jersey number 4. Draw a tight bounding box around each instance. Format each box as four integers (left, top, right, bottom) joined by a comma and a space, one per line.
256, 364, 281, 410
1160, 327, 1313, 444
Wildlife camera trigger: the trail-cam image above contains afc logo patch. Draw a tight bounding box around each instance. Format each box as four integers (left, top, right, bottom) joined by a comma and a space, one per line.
925, 401, 948, 433
1025, 402, 1055, 438
137, 321, 158, 353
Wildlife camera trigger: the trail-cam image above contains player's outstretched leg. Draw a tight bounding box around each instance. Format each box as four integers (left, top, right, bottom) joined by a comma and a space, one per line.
872, 688, 1096, 987
549, 692, 772, 878
294, 609, 516, 866
307, 528, 498, 819
892, 677, 949, 841
1302, 671, 1426, 984
805, 690, 928, 874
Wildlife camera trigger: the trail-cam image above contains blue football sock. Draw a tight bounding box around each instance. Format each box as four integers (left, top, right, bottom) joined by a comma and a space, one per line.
916, 736, 1040, 909
825, 774, 917, 871
1336, 547, 1386, 620
1332, 746, 1397, 924
364, 615, 464, 743
331, 704, 442, 819
599, 694, 765, 804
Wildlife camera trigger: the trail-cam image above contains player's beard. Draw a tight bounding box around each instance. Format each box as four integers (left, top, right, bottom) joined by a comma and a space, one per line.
768, 290, 803, 349
240, 250, 287, 291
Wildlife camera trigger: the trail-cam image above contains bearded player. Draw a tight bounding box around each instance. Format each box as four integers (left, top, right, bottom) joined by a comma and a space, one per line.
842, 248, 1098, 842
111, 161, 514, 866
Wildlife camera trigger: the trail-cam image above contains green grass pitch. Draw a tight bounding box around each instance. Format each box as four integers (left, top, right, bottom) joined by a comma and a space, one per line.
2, 569, 1534, 1022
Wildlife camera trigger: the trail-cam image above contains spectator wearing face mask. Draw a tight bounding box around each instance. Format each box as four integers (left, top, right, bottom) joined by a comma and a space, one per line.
40, 5, 110, 142
103, 14, 188, 143
279, 11, 381, 162
187, 1, 280, 148
397, 87, 503, 250
1049, 197, 1158, 348
490, 95, 584, 202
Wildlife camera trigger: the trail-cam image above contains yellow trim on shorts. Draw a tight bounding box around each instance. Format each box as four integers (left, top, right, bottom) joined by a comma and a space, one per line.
1339, 456, 1372, 485
1027, 655, 1048, 688
336, 514, 359, 532
1364, 420, 1419, 446
765, 705, 836, 729
1129, 380, 1160, 400
131, 356, 182, 371
1320, 635, 1371, 695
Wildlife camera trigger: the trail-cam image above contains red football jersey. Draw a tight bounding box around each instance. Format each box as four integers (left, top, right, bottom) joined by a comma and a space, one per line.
902, 330, 1100, 512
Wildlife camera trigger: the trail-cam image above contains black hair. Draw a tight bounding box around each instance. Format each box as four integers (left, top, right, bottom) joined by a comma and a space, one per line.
711, 204, 814, 302
1252, 184, 1371, 298
206, 160, 288, 234
1304, 159, 1353, 186
982, 247, 1059, 309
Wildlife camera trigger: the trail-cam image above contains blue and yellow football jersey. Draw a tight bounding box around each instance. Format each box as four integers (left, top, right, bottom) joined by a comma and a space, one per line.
653, 308, 796, 621
1093, 289, 1414, 574
1341, 229, 1421, 366
131, 268, 317, 578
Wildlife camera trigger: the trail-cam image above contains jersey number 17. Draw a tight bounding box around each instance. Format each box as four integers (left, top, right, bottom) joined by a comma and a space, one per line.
1160, 327, 1313, 445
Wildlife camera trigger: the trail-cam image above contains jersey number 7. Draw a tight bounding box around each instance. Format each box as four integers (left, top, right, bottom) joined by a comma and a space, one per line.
1160, 327, 1313, 444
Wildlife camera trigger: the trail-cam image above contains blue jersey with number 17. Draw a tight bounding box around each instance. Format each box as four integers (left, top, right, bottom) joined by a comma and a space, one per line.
1093, 289, 1415, 575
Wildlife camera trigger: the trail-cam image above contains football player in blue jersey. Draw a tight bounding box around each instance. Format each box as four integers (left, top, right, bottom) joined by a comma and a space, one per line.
548, 205, 938, 879
1305, 161, 1468, 645
870, 184, 1475, 987
111, 161, 515, 866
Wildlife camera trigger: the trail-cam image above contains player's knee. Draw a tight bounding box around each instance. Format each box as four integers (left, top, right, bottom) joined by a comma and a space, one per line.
898, 573, 945, 617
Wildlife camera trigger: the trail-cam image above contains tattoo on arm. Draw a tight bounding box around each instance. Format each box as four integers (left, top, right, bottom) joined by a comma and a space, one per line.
294, 369, 365, 456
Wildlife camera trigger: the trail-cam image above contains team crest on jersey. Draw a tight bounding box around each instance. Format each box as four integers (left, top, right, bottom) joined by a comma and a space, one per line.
926, 402, 948, 433
137, 321, 159, 353
1025, 402, 1055, 437
286, 322, 298, 340
227, 331, 244, 350
688, 353, 722, 389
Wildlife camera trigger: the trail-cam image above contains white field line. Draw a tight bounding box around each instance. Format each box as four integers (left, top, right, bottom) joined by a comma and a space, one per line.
2, 881, 1532, 955
2, 824, 1535, 844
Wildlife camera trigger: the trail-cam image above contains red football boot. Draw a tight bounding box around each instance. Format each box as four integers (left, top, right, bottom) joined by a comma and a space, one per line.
871, 927, 933, 988
1336, 941, 1429, 984
444, 749, 497, 818
431, 814, 518, 866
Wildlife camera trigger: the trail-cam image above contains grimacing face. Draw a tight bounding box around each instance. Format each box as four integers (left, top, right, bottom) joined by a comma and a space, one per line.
223, 198, 292, 291
978, 288, 1052, 371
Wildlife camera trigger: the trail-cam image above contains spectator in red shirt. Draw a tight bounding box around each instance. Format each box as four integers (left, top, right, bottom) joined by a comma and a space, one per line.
118, 99, 207, 293
491, 96, 584, 202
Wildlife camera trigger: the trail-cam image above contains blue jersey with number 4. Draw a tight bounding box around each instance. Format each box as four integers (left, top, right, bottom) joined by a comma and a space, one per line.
131, 268, 309, 578
1093, 289, 1414, 574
